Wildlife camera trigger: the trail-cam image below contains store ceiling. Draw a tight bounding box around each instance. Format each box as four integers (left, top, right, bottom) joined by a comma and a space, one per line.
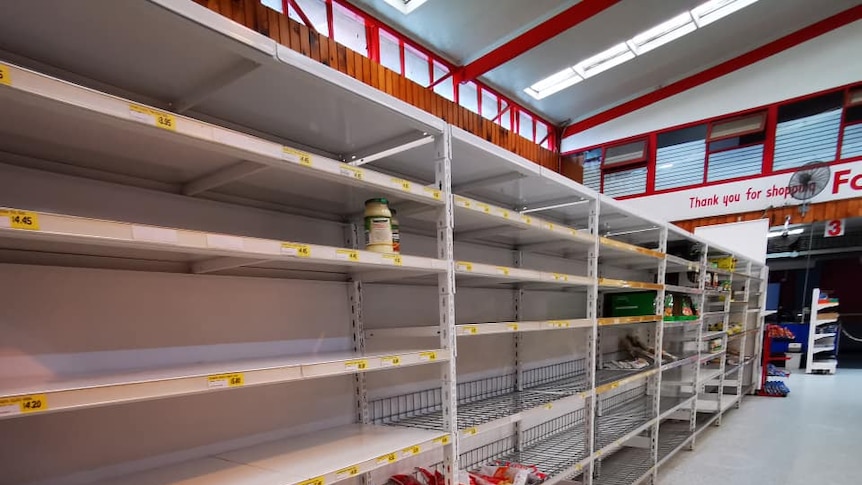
348, 0, 858, 125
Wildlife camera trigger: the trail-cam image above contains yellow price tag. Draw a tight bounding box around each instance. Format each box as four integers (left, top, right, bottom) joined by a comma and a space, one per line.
0, 210, 39, 230
377, 453, 398, 464
521, 215, 532, 225
463, 326, 479, 335
207, 373, 245, 388
433, 435, 450, 445
424, 187, 442, 200
496, 266, 510, 276
392, 178, 412, 191
0, 394, 48, 416
0, 64, 10, 86
547, 223, 555, 231
456, 261, 473, 272
544, 403, 553, 410
381, 355, 401, 367
129, 104, 176, 131
553, 273, 569, 282
549, 320, 570, 328
456, 197, 471, 208
480, 204, 491, 214
283, 147, 313, 167
402, 445, 421, 456
336, 249, 360, 262
336, 466, 359, 479
501, 210, 510, 219
339, 164, 364, 181
507, 323, 519, 331
464, 427, 478, 436
419, 351, 437, 361
345, 359, 368, 371
298, 477, 324, 485
281, 242, 311, 258
383, 254, 403, 266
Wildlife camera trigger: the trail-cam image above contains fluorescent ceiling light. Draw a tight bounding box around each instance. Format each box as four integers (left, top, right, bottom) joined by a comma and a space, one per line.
627, 12, 696, 55
691, 0, 759, 28
524, 68, 583, 100
767, 228, 804, 238
382, 0, 430, 15
574, 43, 635, 79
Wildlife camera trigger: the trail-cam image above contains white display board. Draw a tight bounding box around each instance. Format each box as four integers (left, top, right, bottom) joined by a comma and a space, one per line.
695, 219, 769, 264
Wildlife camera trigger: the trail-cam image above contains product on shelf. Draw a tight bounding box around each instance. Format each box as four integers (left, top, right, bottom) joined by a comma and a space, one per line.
664, 293, 674, 317
364, 198, 394, 253
762, 381, 790, 397
766, 324, 795, 340
767, 364, 790, 377
391, 208, 400, 253
608, 292, 657, 317
727, 323, 744, 336
603, 358, 651, 370
708, 339, 723, 352
621, 335, 679, 364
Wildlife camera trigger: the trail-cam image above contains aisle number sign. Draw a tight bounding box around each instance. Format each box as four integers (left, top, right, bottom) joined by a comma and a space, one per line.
0, 394, 48, 416
824, 219, 845, 238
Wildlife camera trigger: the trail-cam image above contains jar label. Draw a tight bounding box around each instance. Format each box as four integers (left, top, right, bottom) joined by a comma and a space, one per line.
365, 216, 393, 246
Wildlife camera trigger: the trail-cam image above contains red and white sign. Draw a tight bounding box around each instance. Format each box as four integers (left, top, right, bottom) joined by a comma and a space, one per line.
621, 159, 862, 221
824, 219, 845, 237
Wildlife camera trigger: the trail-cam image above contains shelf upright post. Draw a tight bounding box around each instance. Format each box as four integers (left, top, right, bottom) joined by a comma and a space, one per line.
347, 216, 370, 427
736, 261, 752, 407
753, 266, 768, 391
514, 250, 525, 452
435, 127, 459, 485
689, 244, 707, 450
649, 227, 669, 483
583, 198, 600, 485
716, 265, 730, 426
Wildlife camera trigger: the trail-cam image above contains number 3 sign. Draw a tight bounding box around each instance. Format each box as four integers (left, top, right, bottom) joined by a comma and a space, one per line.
824, 219, 845, 238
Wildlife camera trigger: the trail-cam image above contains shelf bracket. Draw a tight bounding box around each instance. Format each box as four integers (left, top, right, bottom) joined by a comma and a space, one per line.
347, 133, 435, 167
183, 160, 269, 196
191, 256, 272, 274
173, 59, 261, 113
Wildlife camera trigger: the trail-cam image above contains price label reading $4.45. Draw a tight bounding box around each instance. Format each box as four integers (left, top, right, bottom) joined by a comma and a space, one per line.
0, 210, 40, 230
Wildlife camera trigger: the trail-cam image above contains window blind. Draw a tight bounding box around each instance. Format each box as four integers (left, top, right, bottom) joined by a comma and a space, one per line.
773, 109, 841, 170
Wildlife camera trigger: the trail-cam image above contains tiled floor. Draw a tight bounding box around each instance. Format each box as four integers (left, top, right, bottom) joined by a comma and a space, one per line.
659, 369, 861, 485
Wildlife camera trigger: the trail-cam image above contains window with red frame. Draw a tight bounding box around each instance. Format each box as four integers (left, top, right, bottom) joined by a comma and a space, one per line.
601, 139, 648, 197
705, 111, 767, 183
840, 87, 862, 159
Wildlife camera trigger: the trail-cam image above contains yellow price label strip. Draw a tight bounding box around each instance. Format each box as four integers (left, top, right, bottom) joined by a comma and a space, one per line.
596, 381, 620, 394
433, 435, 451, 445
456, 261, 473, 272
282, 147, 313, 167
281, 242, 311, 258
336, 466, 359, 479
463, 427, 478, 436
463, 325, 479, 335
507, 323, 519, 331
423, 187, 442, 200
546, 223, 555, 231
549, 320, 570, 328
419, 351, 437, 361
521, 215, 532, 225
345, 359, 368, 371
500, 210, 510, 219
129, 104, 176, 131
553, 273, 569, 282
381, 355, 401, 367
207, 373, 244, 388
0, 394, 48, 416
0, 64, 10, 86
455, 196, 471, 208
336, 249, 360, 262
392, 178, 411, 191
496, 266, 510, 276
377, 452, 398, 464
479, 204, 491, 214
339, 164, 364, 181
382, 254, 402, 266
0, 210, 40, 230
298, 477, 324, 485
401, 445, 421, 456
544, 403, 553, 410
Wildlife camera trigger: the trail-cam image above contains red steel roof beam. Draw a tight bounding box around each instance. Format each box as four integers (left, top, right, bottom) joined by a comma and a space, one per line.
457, 0, 621, 83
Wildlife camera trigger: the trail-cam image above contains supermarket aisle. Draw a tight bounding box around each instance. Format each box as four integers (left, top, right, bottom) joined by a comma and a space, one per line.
659, 369, 862, 485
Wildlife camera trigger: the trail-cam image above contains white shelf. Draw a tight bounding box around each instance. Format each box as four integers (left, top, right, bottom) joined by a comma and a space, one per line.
665, 284, 703, 295
95, 425, 449, 485
817, 302, 840, 311
812, 345, 836, 354
0, 208, 447, 281
696, 394, 736, 413
816, 317, 839, 325
813, 333, 837, 340
0, 349, 447, 419
455, 261, 593, 287
701, 330, 726, 340
364, 318, 593, 338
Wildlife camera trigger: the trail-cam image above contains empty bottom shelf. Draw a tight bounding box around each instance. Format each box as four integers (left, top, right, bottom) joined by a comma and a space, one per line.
593, 446, 653, 485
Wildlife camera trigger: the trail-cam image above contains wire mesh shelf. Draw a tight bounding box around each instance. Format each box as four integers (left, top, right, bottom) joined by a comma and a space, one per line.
595, 386, 653, 451
592, 446, 653, 485
657, 421, 692, 464
370, 360, 587, 431
459, 410, 588, 480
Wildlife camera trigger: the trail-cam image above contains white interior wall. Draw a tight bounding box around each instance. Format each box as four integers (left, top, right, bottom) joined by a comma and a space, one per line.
562, 20, 862, 152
